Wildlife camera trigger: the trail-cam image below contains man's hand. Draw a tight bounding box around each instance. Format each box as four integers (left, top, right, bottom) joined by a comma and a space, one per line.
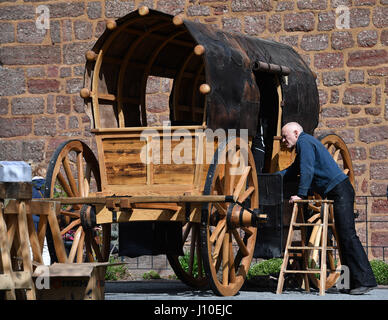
289, 195, 302, 203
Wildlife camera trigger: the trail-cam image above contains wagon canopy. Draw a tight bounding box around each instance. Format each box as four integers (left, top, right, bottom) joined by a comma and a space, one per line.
83, 8, 319, 136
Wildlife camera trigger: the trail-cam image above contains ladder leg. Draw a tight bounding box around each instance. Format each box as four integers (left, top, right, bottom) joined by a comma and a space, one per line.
319, 202, 329, 296
277, 203, 299, 294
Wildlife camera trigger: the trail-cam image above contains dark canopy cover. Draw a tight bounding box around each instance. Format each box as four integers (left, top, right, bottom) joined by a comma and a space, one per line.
183, 20, 319, 135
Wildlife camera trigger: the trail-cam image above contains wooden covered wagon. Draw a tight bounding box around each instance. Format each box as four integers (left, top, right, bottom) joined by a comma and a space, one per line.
41, 7, 355, 296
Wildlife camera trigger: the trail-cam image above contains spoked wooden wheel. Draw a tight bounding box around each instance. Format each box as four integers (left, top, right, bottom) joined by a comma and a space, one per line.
307, 134, 353, 289
44, 140, 110, 263
167, 222, 208, 289
201, 137, 259, 296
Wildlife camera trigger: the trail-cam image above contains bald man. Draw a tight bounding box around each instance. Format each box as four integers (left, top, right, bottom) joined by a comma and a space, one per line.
279, 122, 377, 295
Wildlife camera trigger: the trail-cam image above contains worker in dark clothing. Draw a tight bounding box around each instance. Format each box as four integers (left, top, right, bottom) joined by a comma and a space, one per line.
279, 122, 377, 295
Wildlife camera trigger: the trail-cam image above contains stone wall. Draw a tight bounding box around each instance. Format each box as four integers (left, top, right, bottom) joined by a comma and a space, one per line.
0, 0, 387, 264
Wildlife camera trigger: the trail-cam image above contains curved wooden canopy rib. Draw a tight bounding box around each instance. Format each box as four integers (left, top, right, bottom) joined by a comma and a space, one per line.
86, 10, 206, 129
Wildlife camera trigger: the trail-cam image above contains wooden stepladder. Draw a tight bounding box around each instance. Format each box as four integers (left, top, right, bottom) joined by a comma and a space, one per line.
0, 182, 67, 300
276, 199, 336, 296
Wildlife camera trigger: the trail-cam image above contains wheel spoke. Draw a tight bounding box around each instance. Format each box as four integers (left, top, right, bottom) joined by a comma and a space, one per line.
77, 152, 85, 197
232, 229, 249, 257
228, 232, 236, 283
60, 218, 80, 236
63, 155, 80, 197
212, 225, 226, 262
57, 172, 75, 198
68, 226, 82, 263
233, 166, 251, 199
222, 232, 229, 285
238, 186, 254, 203
210, 219, 226, 244
76, 230, 85, 263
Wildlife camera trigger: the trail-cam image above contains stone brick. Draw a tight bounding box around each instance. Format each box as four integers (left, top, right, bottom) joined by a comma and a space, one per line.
350, 8, 370, 28
347, 49, 388, 67
342, 87, 372, 105
146, 94, 169, 113
28, 79, 60, 94
370, 182, 387, 196
322, 70, 345, 86
106, 1, 136, 17
370, 144, 388, 160
329, 0, 352, 7
381, 30, 388, 46
268, 14, 281, 33
354, 0, 376, 4
365, 106, 381, 116
49, 20, 61, 44
34, 116, 56, 136
156, 0, 185, 16
74, 20, 93, 40
297, 0, 327, 10
231, 0, 272, 12
63, 42, 94, 65
0, 22, 14, 44
372, 201, 388, 215
222, 17, 241, 33
17, 21, 46, 44
359, 125, 388, 143
26, 67, 45, 78
349, 146, 367, 160
66, 78, 83, 94
367, 67, 388, 77
244, 15, 266, 35
331, 31, 354, 50
0, 45, 61, 65
87, 1, 102, 19
11, 97, 44, 115
0, 99, 8, 115
370, 162, 388, 180
357, 30, 378, 47
69, 116, 79, 129
349, 70, 364, 84
56, 96, 71, 114
301, 34, 328, 51
325, 119, 346, 128
314, 52, 344, 69
317, 11, 335, 31
321, 106, 349, 118
62, 19, 73, 42
284, 12, 315, 31
212, 4, 228, 15
47, 66, 58, 78
275, 1, 294, 11
47, 2, 85, 18
278, 35, 298, 47
318, 89, 328, 106
187, 5, 211, 16
330, 89, 339, 103
0, 5, 35, 20
22, 140, 45, 162
348, 117, 370, 126
0, 117, 32, 137
0, 67, 25, 96
72, 95, 85, 113
353, 163, 367, 176
372, 6, 388, 28
0, 140, 22, 161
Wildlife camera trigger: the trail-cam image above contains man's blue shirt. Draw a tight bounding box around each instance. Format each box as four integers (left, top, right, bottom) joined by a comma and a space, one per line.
279, 132, 347, 197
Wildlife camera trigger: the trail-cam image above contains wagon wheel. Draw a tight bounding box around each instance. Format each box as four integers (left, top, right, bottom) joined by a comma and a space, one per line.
167, 222, 208, 289
201, 136, 259, 296
307, 134, 353, 289
44, 140, 111, 263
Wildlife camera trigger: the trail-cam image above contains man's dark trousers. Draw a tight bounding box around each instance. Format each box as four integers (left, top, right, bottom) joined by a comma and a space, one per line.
326, 178, 377, 289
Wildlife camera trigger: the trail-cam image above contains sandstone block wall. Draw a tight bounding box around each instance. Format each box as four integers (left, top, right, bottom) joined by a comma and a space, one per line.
0, 0, 387, 262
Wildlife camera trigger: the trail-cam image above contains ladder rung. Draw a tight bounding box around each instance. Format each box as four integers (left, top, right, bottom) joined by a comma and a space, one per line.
292, 223, 334, 227
283, 270, 322, 274
287, 246, 337, 250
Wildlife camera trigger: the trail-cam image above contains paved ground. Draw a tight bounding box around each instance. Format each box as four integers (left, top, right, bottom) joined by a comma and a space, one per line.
105, 280, 388, 301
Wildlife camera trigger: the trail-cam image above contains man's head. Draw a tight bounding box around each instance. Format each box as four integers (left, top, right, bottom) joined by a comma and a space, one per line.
281, 122, 304, 149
